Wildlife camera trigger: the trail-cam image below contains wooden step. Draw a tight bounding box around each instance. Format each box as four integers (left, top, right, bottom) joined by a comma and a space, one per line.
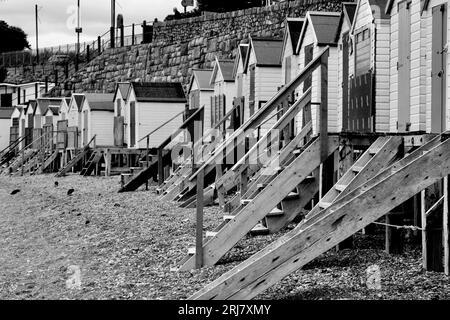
284, 192, 300, 201
250, 223, 270, 236
188, 247, 196, 255
335, 184, 347, 192
369, 148, 381, 155
206, 231, 218, 238
352, 166, 364, 173
223, 215, 235, 221
267, 208, 284, 217
319, 201, 331, 209
292, 148, 303, 155
257, 183, 268, 189
240, 199, 252, 205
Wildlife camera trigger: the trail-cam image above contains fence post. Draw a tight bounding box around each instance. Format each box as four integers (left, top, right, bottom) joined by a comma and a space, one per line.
97, 36, 101, 54
87, 45, 90, 62
120, 25, 125, 47
110, 26, 115, 49
132, 23, 135, 46
157, 147, 164, 185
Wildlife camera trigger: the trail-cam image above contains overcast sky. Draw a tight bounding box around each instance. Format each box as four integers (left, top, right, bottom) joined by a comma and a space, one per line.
0, 0, 187, 48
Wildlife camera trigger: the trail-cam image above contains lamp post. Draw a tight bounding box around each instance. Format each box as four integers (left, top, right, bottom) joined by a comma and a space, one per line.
75, 0, 82, 71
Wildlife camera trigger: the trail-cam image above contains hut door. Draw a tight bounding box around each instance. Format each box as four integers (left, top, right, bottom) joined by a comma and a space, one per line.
130, 102, 136, 147
342, 32, 350, 131
398, 1, 411, 132
431, 3, 447, 133
83, 111, 88, 146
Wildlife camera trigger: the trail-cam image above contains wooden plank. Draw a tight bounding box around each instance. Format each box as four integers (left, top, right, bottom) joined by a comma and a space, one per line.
421, 189, 427, 270
189, 134, 450, 300
179, 136, 339, 271
444, 176, 449, 275
196, 168, 204, 269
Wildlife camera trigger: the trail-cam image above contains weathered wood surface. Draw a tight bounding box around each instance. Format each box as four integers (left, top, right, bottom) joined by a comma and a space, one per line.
179, 136, 339, 271
190, 135, 450, 300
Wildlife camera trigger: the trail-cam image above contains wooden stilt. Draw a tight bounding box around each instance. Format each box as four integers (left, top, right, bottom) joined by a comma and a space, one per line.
105, 150, 111, 177
195, 167, 204, 269
385, 211, 404, 254
444, 176, 449, 275
216, 164, 225, 208
421, 189, 427, 270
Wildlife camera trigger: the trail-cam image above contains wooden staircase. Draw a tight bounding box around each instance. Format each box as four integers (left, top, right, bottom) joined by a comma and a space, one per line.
56, 135, 97, 177
119, 153, 160, 192
178, 135, 341, 271
80, 150, 103, 176
188, 133, 450, 300
1, 149, 38, 175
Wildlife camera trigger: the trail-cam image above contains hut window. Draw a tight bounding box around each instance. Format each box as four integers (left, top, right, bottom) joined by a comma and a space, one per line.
355, 27, 371, 77
12, 118, 19, 127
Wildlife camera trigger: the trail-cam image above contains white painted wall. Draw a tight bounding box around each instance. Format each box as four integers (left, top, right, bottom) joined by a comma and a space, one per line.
0, 119, 10, 150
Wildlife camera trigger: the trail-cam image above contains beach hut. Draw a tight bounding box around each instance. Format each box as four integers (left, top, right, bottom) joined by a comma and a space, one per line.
113, 82, 132, 147
296, 11, 340, 134
418, 0, 448, 133
233, 43, 251, 123
125, 82, 187, 149
349, 0, 390, 132
210, 58, 236, 128
281, 18, 305, 87
80, 93, 115, 146
188, 69, 214, 132
337, 3, 357, 132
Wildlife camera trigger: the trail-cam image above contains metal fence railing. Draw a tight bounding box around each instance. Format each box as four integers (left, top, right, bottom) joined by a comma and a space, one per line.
0, 22, 154, 86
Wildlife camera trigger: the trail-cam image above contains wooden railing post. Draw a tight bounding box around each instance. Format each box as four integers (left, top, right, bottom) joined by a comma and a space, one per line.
195, 166, 205, 269
146, 136, 150, 190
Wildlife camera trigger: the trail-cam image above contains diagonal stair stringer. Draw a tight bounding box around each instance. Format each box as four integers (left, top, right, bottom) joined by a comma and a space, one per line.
189, 134, 450, 300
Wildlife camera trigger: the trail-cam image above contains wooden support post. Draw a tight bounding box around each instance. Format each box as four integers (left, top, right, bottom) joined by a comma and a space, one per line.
146, 136, 149, 191
195, 167, 205, 269
105, 150, 111, 177
157, 148, 164, 185
216, 164, 225, 208
421, 189, 428, 270
444, 176, 449, 275
240, 168, 248, 197
385, 211, 404, 254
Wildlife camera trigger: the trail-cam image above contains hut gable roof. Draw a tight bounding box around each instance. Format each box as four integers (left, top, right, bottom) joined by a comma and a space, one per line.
297, 12, 341, 53
250, 37, 283, 67
84, 93, 115, 111
0, 107, 14, 119
131, 82, 187, 103
211, 58, 235, 84
190, 69, 214, 92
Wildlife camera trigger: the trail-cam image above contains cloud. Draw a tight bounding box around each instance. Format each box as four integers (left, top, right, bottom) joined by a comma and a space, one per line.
0, 0, 185, 48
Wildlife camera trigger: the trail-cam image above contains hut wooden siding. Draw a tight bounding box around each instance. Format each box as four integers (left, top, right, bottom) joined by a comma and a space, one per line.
422, 0, 449, 133
44, 107, 60, 133
350, 0, 391, 132
388, 0, 425, 132
81, 94, 115, 147
337, 4, 357, 133
0, 108, 14, 150
297, 12, 340, 135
